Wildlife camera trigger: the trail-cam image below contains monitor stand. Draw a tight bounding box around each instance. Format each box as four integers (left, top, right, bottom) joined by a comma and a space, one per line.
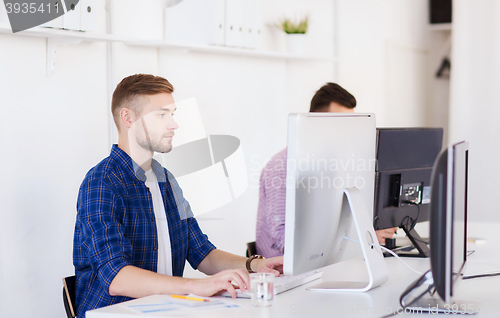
398, 224, 430, 258
307, 188, 389, 292
400, 270, 480, 314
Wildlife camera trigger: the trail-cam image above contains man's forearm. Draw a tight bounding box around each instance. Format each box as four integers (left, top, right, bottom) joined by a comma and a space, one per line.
109, 262, 258, 299
197, 249, 248, 275
108, 250, 281, 299
108, 265, 195, 298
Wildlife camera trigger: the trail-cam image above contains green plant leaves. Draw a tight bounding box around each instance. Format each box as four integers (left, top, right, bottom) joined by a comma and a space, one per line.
278, 16, 308, 34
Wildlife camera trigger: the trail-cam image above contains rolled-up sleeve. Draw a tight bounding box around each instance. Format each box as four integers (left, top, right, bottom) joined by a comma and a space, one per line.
77, 178, 132, 293
185, 217, 216, 269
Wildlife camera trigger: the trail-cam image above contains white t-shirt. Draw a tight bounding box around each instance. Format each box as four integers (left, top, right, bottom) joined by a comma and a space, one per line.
145, 169, 173, 276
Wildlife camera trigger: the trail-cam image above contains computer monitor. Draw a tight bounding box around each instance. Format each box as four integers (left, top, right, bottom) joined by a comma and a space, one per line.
373, 128, 443, 257
400, 141, 479, 313
430, 141, 468, 303
283, 113, 388, 292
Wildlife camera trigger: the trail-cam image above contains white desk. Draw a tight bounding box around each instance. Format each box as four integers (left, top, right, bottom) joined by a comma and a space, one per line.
87, 222, 500, 318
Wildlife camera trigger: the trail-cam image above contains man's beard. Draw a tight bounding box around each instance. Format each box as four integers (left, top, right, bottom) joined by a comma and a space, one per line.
137, 118, 173, 154
137, 135, 173, 154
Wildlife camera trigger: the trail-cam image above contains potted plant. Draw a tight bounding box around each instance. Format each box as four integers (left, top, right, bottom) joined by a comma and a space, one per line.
278, 16, 309, 55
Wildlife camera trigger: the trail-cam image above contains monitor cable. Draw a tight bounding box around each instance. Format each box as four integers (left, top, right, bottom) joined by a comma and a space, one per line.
399, 201, 430, 247
463, 271, 500, 280
378, 283, 434, 318
400, 201, 420, 232
343, 236, 424, 275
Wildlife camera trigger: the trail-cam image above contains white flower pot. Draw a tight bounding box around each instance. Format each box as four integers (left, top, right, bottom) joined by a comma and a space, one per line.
286, 34, 306, 55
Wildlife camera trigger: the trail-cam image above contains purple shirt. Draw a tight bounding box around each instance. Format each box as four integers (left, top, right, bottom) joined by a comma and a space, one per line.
256, 149, 287, 258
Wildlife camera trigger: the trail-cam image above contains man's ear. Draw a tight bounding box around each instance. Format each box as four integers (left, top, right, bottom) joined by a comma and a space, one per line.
120, 108, 134, 129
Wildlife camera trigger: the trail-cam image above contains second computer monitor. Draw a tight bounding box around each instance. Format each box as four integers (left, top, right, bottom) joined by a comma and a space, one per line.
283, 113, 379, 276
373, 128, 443, 257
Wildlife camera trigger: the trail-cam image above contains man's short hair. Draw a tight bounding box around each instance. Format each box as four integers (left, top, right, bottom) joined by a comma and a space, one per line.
111, 74, 174, 129
309, 82, 356, 112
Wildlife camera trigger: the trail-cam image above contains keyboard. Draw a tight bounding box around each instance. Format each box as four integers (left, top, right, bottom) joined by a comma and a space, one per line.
274, 270, 323, 294
220, 270, 323, 298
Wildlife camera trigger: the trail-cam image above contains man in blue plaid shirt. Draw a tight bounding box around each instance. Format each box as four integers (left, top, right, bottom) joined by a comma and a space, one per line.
73, 74, 283, 318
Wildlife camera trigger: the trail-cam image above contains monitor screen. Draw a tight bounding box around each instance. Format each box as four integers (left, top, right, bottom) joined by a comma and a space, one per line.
373, 128, 443, 257
374, 128, 443, 230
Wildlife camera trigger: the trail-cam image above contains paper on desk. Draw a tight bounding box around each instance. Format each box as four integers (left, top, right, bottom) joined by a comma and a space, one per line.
124, 294, 240, 315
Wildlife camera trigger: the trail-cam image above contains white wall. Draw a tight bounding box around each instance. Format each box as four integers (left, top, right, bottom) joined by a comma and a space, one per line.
0, 0, 455, 317
0, 3, 110, 317
336, 0, 449, 136
450, 0, 500, 222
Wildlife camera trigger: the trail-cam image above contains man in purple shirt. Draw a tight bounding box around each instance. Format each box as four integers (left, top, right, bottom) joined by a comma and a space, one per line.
256, 83, 397, 258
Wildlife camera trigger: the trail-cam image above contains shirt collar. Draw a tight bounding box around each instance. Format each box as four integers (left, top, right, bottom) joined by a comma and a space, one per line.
110, 145, 166, 183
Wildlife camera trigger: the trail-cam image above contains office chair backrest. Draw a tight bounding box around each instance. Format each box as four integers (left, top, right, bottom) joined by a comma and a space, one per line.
63, 276, 76, 318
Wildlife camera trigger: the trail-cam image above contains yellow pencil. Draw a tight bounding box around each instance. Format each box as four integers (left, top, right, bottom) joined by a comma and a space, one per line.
171, 295, 210, 302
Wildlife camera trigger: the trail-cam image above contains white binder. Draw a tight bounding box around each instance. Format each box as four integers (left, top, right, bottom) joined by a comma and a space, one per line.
63, 0, 80, 30
253, 0, 263, 50
80, 0, 96, 32
243, 0, 254, 49
225, 0, 245, 47
213, 0, 225, 45
164, 0, 225, 46
243, 0, 263, 49
40, 1, 64, 29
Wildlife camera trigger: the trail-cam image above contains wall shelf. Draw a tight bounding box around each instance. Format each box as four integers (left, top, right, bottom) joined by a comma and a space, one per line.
0, 23, 137, 76
0, 22, 333, 75
126, 40, 336, 61
0, 23, 134, 41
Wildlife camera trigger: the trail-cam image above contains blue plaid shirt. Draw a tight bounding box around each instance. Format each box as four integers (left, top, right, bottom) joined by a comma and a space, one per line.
73, 145, 216, 318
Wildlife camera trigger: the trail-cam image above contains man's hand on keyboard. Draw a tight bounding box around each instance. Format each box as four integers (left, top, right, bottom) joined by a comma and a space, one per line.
251, 256, 283, 276
190, 269, 250, 299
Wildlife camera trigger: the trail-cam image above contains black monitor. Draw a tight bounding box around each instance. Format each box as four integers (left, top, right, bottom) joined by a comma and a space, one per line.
373, 128, 443, 257
399, 141, 479, 313
430, 141, 468, 303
